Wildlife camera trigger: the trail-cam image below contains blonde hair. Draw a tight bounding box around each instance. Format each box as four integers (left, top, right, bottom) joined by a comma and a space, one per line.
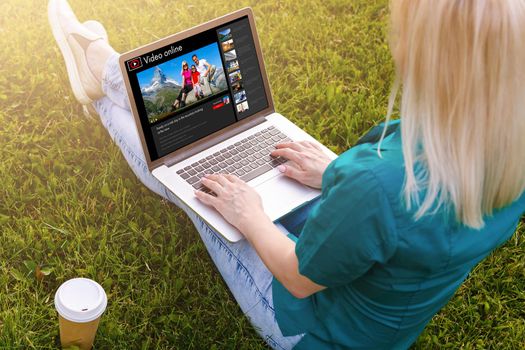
382, 0, 525, 229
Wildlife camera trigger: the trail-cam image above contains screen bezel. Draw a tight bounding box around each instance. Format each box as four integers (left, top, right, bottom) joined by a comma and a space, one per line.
119, 8, 274, 171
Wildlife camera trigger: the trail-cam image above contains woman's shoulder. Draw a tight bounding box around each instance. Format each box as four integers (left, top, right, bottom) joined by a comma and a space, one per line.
330, 129, 405, 190
324, 130, 407, 218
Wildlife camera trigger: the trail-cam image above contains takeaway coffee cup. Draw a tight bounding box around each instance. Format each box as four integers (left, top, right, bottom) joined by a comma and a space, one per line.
54, 278, 108, 350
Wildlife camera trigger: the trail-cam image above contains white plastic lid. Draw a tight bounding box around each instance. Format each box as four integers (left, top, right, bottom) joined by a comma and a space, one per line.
54, 278, 107, 323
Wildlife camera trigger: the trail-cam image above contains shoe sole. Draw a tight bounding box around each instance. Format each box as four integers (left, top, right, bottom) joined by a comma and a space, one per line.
48, 0, 92, 105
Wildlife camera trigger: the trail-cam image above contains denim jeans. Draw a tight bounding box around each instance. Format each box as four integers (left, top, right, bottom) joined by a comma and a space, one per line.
93, 54, 307, 349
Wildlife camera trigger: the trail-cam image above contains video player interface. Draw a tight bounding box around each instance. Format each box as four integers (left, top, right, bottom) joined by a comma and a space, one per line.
125, 16, 269, 161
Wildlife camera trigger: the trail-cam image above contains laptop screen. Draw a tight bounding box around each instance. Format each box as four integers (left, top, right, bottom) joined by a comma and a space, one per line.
123, 16, 269, 161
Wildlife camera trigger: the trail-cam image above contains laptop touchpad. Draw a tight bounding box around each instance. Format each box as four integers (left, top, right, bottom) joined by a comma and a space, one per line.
255, 175, 318, 220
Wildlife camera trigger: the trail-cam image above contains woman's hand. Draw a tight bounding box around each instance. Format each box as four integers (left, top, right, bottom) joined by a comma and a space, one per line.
194, 174, 267, 233
271, 141, 332, 189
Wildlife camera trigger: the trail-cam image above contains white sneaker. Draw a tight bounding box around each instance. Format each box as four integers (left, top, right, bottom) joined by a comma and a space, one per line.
81, 21, 109, 116
83, 20, 108, 43
48, 0, 107, 104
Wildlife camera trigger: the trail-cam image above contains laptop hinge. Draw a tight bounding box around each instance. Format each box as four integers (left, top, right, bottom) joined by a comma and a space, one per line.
164, 115, 268, 167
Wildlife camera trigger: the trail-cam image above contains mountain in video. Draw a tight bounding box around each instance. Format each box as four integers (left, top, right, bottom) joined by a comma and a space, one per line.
141, 67, 181, 122
141, 66, 181, 95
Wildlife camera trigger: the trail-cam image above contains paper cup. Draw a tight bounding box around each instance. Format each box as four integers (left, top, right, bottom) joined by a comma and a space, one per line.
55, 278, 107, 350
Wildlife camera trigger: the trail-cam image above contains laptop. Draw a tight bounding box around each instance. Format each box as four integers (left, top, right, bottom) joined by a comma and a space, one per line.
119, 8, 337, 242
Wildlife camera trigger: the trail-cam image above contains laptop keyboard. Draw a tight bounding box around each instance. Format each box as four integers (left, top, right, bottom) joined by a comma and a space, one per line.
176, 126, 291, 193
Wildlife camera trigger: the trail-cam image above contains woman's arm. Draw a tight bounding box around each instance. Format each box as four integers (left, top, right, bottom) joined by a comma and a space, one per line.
195, 174, 325, 299
240, 210, 325, 299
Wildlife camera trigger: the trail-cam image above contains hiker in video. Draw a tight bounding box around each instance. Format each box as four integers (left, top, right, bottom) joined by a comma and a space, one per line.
171, 61, 193, 110
192, 54, 215, 94
191, 65, 204, 100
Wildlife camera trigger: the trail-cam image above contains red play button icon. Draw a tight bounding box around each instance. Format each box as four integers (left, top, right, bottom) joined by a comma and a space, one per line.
127, 57, 143, 71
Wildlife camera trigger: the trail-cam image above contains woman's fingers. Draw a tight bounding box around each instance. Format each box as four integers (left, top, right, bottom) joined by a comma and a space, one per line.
275, 142, 304, 152
277, 162, 304, 181
201, 177, 224, 195
205, 173, 230, 186
274, 140, 325, 160
194, 190, 219, 207
224, 173, 242, 184
270, 148, 303, 163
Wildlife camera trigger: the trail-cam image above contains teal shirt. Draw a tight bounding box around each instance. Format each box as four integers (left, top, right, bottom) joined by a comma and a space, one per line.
272, 121, 525, 349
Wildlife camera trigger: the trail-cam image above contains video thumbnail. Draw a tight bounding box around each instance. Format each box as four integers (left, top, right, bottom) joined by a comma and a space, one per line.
137, 42, 228, 124
221, 39, 235, 52
234, 90, 247, 104
231, 81, 244, 93
224, 50, 237, 61
236, 101, 249, 113
218, 28, 232, 42
226, 60, 239, 73
229, 70, 242, 84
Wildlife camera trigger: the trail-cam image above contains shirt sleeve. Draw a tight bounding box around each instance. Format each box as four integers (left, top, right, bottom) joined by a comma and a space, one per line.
296, 159, 398, 288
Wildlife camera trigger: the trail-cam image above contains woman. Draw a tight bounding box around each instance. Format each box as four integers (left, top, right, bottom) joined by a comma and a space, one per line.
48, 0, 525, 349
191, 64, 204, 100
172, 60, 193, 109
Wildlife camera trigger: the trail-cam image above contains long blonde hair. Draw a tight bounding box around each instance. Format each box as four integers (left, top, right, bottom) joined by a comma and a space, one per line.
382, 0, 525, 229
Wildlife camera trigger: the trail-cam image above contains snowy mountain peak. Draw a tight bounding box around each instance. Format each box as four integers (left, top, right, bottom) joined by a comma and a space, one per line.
152, 66, 166, 84
141, 67, 180, 95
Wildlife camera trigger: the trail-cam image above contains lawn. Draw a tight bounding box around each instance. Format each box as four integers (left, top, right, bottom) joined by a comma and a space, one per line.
0, 0, 524, 348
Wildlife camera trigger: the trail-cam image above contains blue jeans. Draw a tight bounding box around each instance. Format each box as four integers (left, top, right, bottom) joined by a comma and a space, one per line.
94, 54, 308, 349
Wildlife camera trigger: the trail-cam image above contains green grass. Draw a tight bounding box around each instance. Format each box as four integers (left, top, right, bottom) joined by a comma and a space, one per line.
0, 0, 523, 348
